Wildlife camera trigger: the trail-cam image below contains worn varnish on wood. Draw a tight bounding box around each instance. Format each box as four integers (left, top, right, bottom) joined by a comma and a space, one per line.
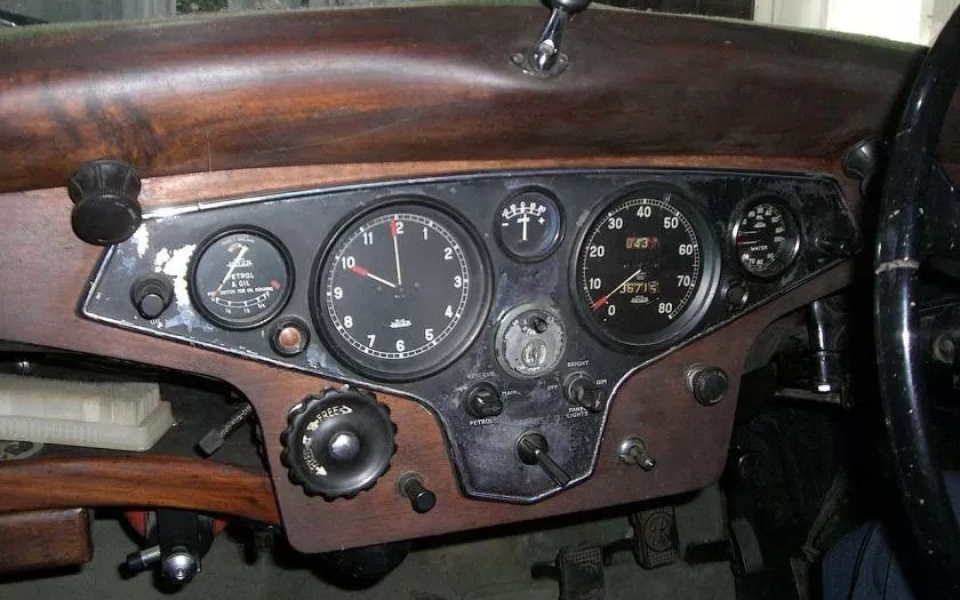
0, 157, 860, 553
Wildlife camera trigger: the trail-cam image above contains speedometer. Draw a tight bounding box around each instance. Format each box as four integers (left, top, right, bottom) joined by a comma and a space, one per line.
314, 201, 491, 381
573, 186, 719, 348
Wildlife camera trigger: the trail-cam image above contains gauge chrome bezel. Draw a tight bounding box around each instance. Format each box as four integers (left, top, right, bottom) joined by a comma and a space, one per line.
730, 195, 802, 280
493, 187, 565, 263
570, 183, 721, 351
311, 197, 493, 383
188, 225, 295, 331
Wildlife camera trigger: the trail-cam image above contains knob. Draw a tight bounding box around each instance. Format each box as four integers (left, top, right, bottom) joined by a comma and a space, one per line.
463, 383, 503, 419
517, 432, 571, 488
130, 275, 174, 320
68, 159, 143, 246
564, 372, 604, 412
398, 473, 436, 514
685, 365, 729, 406
162, 550, 199, 584
281, 388, 396, 499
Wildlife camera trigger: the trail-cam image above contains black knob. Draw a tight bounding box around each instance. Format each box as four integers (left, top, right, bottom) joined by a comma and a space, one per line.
686, 365, 729, 406
399, 474, 436, 514
564, 373, 604, 412
130, 275, 174, 320
463, 383, 503, 419
517, 432, 571, 488
281, 388, 396, 500
68, 159, 143, 246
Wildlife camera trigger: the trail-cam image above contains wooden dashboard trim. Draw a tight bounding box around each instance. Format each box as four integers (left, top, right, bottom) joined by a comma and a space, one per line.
0, 6, 927, 194
0, 157, 860, 552
0, 457, 280, 524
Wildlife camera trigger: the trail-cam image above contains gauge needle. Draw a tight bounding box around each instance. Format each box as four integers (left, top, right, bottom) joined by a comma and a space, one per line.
390, 218, 402, 286
350, 265, 396, 289
591, 267, 645, 310
518, 214, 530, 242
215, 244, 249, 293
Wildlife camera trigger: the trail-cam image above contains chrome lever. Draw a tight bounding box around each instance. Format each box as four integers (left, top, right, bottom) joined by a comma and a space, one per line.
512, 0, 593, 78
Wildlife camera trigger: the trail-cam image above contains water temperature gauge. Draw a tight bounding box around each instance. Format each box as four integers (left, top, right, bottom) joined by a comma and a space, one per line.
733, 199, 801, 278
495, 189, 563, 261
189, 228, 293, 329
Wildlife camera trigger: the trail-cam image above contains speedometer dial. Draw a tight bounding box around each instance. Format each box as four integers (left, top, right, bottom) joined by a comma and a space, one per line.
315, 202, 490, 381
573, 187, 719, 348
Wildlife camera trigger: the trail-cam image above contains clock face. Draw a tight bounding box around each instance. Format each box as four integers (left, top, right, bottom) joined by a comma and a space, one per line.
316, 202, 490, 381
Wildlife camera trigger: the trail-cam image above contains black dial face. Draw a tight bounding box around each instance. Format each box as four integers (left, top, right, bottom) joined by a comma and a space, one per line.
733, 199, 801, 278
574, 187, 719, 348
315, 202, 490, 381
495, 189, 563, 261
190, 229, 293, 330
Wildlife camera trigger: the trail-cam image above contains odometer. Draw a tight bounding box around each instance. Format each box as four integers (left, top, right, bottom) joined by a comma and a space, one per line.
574, 187, 719, 348
314, 202, 490, 381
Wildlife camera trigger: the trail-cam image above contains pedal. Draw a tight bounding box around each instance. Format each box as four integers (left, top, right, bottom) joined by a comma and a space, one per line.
557, 545, 604, 600
532, 544, 605, 600
630, 507, 681, 569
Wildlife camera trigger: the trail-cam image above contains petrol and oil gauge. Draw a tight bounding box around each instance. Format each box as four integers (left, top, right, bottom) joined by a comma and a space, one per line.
732, 199, 801, 278
495, 189, 563, 261
189, 228, 293, 330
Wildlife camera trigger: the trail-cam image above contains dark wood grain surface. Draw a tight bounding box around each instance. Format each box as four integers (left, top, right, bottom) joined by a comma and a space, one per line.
0, 509, 92, 573
0, 6, 927, 194
0, 157, 860, 552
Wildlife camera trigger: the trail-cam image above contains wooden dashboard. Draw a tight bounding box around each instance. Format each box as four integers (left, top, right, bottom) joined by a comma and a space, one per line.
0, 5, 928, 554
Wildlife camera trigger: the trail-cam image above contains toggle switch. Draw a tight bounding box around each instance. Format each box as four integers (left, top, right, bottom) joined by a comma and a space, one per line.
517, 432, 571, 488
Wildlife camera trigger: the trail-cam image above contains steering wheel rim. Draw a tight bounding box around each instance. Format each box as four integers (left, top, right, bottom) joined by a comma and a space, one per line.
875, 7, 960, 595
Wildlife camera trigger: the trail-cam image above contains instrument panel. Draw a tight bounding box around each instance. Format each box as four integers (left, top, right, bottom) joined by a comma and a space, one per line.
81, 169, 857, 503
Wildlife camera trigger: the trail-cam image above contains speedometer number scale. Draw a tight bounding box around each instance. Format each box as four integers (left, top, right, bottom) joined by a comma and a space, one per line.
575, 190, 718, 348
316, 204, 489, 381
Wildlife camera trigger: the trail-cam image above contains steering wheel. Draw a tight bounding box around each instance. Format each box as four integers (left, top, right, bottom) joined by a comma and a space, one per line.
875, 6, 960, 597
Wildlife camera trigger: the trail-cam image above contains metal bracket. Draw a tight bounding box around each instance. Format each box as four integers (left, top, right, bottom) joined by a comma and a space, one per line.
512, 0, 591, 78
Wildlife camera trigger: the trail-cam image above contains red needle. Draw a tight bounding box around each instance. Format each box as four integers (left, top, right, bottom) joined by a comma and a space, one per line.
592, 296, 609, 310
349, 265, 396, 288
389, 219, 399, 238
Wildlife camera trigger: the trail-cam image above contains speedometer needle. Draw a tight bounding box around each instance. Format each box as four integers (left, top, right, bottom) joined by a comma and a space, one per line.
390, 218, 402, 287
350, 265, 396, 289
591, 267, 645, 310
